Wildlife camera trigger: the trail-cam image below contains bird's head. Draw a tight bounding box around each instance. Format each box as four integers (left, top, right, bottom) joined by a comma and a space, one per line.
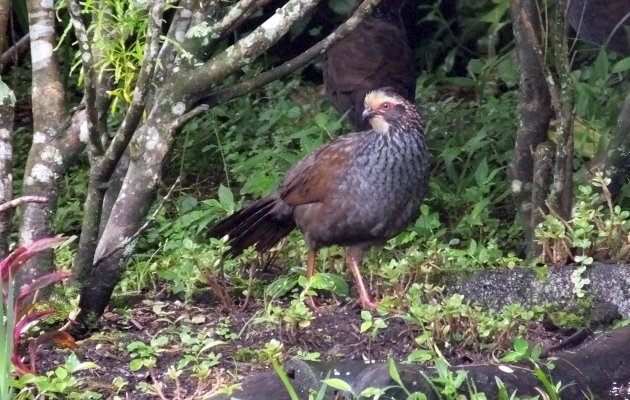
362, 88, 408, 134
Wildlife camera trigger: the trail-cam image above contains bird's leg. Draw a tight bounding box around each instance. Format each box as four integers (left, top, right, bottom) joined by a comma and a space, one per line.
305, 249, 320, 310
346, 247, 378, 310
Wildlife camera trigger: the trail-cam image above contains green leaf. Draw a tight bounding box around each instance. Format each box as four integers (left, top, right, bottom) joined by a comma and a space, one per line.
266, 275, 299, 299
322, 378, 353, 393
152, 336, 168, 347
129, 359, 144, 371
55, 367, 68, 379
309, 273, 349, 296
217, 184, 234, 211
387, 358, 403, 386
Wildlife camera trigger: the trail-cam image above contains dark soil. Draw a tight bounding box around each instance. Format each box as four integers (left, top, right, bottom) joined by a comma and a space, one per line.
22, 285, 570, 400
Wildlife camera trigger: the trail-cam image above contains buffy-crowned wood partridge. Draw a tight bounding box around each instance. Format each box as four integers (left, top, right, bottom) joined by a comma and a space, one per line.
323, 0, 416, 131
209, 88, 429, 310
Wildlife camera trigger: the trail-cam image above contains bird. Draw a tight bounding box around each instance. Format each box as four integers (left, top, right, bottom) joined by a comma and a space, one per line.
568, 0, 630, 55
323, 0, 416, 131
209, 87, 429, 310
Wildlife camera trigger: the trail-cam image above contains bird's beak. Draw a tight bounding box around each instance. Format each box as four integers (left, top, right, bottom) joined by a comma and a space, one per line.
362, 107, 376, 120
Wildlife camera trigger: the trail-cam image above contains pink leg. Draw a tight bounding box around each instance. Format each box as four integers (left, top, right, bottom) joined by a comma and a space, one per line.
346, 247, 378, 310
305, 249, 320, 310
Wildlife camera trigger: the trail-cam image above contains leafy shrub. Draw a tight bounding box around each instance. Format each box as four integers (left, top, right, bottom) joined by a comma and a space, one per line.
1, 237, 70, 374
535, 173, 630, 265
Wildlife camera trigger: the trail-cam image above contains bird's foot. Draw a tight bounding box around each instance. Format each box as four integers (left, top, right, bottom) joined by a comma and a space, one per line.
359, 298, 379, 311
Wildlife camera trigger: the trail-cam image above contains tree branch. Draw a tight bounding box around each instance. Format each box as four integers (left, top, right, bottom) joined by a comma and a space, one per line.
93, 178, 180, 267
0, 34, 30, 73
153, 0, 195, 90
183, 0, 323, 102
103, 0, 165, 175
66, 0, 101, 155
0, 197, 48, 212
199, 0, 383, 107
210, 0, 262, 38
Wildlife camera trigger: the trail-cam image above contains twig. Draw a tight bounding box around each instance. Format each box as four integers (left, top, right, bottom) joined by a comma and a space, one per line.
149, 368, 169, 400
0, 196, 47, 212
93, 178, 180, 267
129, 318, 144, 330
170, 105, 209, 132
0, 34, 30, 73
211, 0, 259, 38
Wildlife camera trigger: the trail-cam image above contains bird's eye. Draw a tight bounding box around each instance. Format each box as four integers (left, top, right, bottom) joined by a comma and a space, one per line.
381, 103, 390, 110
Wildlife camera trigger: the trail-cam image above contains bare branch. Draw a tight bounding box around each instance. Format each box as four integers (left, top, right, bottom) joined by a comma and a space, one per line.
0, 197, 48, 212
515, 2, 561, 113
0, 34, 30, 73
200, 0, 383, 107
66, 0, 101, 155
549, 0, 574, 219
0, 77, 14, 256
0, 0, 8, 52
184, 0, 322, 102
170, 105, 209, 131
218, 0, 274, 36
211, 0, 259, 38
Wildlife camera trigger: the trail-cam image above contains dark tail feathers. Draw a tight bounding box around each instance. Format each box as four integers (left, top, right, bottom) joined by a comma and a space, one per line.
209, 197, 295, 256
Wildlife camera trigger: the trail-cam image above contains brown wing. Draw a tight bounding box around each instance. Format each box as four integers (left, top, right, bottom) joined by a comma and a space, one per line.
279, 133, 361, 206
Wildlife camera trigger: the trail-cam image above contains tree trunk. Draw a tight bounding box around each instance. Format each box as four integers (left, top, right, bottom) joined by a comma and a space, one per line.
17, 0, 85, 290
0, 78, 15, 257
603, 90, 630, 198
510, 0, 553, 260
71, 118, 174, 335
548, 0, 574, 222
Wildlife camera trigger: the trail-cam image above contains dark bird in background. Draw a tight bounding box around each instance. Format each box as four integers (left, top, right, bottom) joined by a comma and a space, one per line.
568, 0, 630, 55
323, 0, 416, 131
210, 88, 429, 310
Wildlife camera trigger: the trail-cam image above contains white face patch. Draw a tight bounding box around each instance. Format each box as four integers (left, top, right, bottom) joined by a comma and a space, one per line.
369, 115, 390, 134
363, 89, 403, 134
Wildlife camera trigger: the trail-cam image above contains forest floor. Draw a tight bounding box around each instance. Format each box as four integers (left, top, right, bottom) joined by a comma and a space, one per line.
24, 279, 573, 400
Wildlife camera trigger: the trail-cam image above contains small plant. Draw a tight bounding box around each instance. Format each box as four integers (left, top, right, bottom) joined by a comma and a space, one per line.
360, 310, 388, 340
499, 337, 577, 400
570, 265, 591, 298
1, 237, 70, 374
402, 284, 544, 356
11, 353, 99, 399
215, 316, 238, 341
127, 335, 169, 371
535, 172, 630, 266
422, 357, 468, 399
499, 337, 542, 363
260, 339, 299, 400
176, 328, 224, 378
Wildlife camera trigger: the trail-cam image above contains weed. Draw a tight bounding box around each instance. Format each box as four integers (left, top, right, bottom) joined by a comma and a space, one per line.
360, 310, 388, 340
215, 317, 237, 341
535, 172, 630, 266
1, 237, 71, 374
11, 354, 99, 399
401, 284, 544, 357
127, 335, 168, 371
